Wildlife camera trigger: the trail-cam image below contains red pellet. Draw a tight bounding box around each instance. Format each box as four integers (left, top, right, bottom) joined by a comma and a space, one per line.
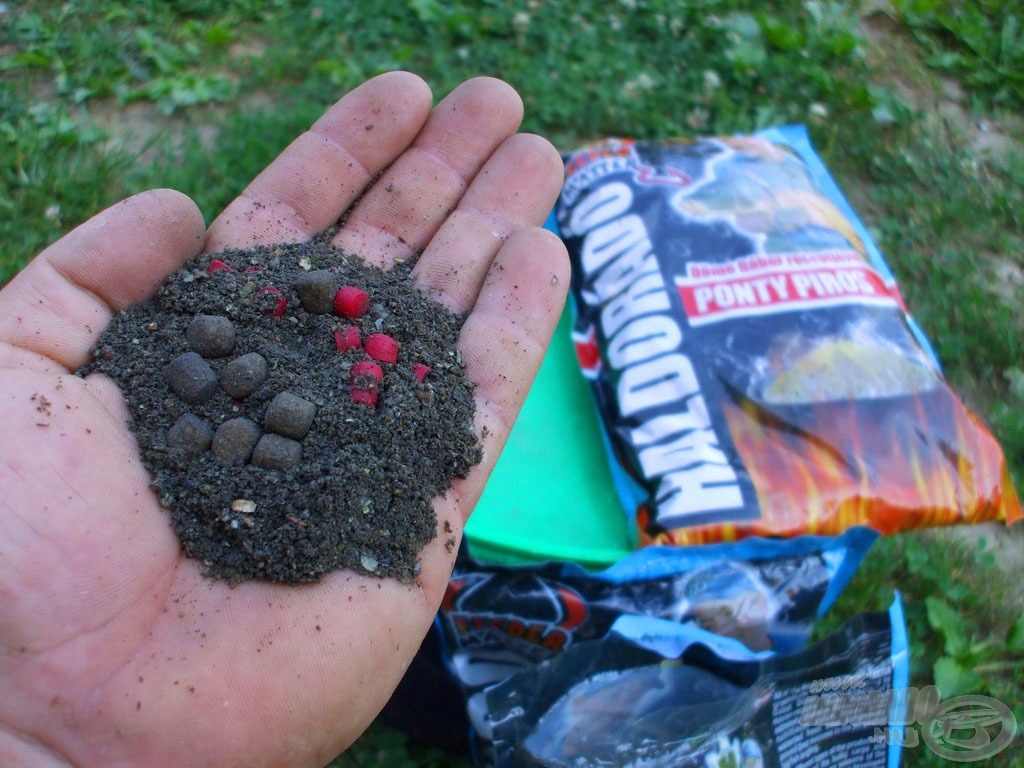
334, 286, 370, 319
413, 363, 432, 382
257, 286, 287, 317
334, 325, 362, 352
352, 360, 384, 381
351, 388, 377, 407
365, 333, 399, 364
207, 259, 234, 274
350, 360, 384, 407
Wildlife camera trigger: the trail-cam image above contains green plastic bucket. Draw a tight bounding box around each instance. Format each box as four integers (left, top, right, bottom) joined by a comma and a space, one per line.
465, 309, 634, 569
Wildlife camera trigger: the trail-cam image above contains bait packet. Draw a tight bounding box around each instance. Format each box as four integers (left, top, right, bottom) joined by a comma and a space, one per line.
437, 528, 875, 702
477, 595, 909, 768
556, 126, 1021, 545
381, 529, 876, 754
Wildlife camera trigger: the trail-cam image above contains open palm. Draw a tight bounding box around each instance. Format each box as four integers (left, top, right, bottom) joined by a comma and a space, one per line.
0, 73, 568, 768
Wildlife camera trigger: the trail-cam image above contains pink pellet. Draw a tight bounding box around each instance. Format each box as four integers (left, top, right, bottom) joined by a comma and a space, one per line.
352, 360, 384, 381
350, 360, 384, 407
351, 388, 377, 407
334, 325, 362, 352
365, 333, 399, 364
334, 286, 370, 319
257, 286, 287, 317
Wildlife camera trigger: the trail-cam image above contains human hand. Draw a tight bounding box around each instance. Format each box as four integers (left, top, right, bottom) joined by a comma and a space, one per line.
0, 72, 568, 767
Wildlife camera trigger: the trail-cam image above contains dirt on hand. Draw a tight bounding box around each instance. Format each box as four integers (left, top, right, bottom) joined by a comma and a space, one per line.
80, 234, 482, 584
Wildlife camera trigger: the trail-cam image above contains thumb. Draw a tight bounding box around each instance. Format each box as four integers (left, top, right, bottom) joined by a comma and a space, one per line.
0, 189, 206, 373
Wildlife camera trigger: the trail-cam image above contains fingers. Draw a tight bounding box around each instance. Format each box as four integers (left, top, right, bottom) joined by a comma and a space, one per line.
331, 77, 524, 265
452, 227, 571, 517
410, 132, 565, 313
205, 71, 433, 252
0, 189, 206, 372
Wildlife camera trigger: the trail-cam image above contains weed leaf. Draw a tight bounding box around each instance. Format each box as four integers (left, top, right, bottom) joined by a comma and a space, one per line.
933, 656, 983, 699
1007, 612, 1024, 652
925, 595, 967, 656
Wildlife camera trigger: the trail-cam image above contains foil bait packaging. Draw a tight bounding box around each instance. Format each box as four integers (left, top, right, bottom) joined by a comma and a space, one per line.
555, 125, 1021, 545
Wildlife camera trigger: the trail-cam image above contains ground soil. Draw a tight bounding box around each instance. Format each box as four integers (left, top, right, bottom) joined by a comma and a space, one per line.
80, 234, 481, 584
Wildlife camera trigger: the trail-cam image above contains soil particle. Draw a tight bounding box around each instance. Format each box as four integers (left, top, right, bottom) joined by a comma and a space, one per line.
80, 234, 481, 583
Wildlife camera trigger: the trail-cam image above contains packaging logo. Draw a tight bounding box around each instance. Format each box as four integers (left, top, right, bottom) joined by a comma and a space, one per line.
442, 574, 589, 654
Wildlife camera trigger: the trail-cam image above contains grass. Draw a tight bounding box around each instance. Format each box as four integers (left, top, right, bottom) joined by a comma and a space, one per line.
894, 0, 1024, 112
2, 1, 1022, 765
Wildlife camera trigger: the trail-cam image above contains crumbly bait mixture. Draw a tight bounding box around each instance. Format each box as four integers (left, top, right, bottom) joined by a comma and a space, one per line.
81, 236, 481, 583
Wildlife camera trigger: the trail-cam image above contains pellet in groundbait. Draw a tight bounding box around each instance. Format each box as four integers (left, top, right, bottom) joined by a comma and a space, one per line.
294, 269, 338, 314
220, 352, 269, 399
164, 352, 218, 405
252, 433, 303, 471
264, 391, 317, 440
186, 314, 236, 358
166, 412, 214, 457
212, 417, 261, 465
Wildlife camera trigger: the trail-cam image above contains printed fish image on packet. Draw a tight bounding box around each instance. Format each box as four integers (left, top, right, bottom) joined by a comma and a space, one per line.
555, 126, 1021, 545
